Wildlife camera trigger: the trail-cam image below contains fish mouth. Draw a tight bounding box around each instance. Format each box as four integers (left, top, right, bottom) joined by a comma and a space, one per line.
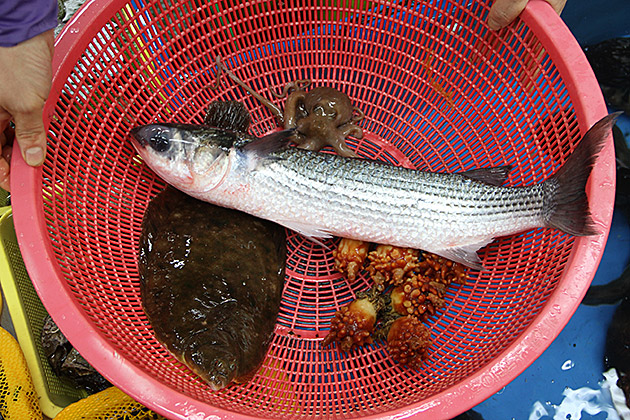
129, 126, 149, 149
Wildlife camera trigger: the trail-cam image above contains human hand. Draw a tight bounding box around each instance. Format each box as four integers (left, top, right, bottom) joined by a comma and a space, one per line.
0, 29, 54, 191
488, 0, 567, 31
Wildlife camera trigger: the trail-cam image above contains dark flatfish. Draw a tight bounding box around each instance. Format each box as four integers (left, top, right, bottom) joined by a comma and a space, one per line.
41, 315, 111, 393
138, 187, 286, 389
450, 410, 485, 420
583, 37, 630, 115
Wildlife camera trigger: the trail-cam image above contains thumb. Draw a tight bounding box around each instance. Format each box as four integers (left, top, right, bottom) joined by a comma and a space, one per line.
487, 0, 528, 31
13, 110, 47, 167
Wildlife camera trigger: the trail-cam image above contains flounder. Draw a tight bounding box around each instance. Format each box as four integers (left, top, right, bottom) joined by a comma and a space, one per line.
139, 186, 286, 389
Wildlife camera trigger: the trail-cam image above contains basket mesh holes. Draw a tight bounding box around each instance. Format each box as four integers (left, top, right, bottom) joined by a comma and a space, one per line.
35, 0, 599, 417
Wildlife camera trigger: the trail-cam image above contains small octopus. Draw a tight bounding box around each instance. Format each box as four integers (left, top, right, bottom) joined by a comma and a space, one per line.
212, 56, 365, 157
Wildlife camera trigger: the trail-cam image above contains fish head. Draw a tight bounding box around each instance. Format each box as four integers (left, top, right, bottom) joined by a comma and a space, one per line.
130, 123, 236, 193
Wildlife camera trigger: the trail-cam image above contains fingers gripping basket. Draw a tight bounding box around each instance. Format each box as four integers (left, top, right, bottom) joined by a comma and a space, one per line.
12, 0, 612, 419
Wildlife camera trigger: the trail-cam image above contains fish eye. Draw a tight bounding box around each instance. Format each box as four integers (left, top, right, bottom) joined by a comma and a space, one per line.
149, 131, 171, 152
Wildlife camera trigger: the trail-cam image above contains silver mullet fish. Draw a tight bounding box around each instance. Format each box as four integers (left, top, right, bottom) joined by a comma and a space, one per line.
130, 113, 619, 269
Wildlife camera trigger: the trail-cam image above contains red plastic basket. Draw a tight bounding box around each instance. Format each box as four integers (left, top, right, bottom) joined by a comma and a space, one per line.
12, 0, 613, 418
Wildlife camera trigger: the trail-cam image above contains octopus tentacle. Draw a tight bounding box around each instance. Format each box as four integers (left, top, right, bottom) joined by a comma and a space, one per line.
331, 134, 359, 158
283, 90, 308, 129
339, 123, 364, 140
351, 107, 365, 123
270, 79, 312, 99
295, 137, 320, 150
211, 55, 285, 124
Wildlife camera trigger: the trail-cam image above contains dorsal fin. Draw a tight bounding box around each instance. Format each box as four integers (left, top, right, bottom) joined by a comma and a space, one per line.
204, 100, 252, 132
460, 166, 512, 186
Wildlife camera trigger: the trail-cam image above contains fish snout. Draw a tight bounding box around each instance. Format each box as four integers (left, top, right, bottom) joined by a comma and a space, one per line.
129, 126, 148, 147
130, 124, 178, 154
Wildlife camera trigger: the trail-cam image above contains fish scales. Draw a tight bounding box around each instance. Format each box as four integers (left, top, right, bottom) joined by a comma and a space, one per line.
244, 149, 550, 246
130, 113, 617, 268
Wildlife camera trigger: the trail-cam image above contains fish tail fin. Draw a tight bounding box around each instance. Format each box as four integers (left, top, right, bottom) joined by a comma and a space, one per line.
546, 112, 620, 236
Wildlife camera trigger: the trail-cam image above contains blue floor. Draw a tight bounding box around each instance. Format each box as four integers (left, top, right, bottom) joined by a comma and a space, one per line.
559, 0, 630, 45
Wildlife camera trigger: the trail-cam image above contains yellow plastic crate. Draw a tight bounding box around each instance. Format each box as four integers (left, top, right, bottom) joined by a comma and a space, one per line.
0, 207, 87, 418
0, 188, 8, 207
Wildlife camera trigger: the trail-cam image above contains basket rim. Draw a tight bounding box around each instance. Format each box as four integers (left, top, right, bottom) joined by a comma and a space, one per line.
11, 0, 614, 418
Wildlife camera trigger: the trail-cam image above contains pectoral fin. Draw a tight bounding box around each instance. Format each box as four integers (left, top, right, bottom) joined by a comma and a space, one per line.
241, 130, 296, 172
242, 129, 295, 156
